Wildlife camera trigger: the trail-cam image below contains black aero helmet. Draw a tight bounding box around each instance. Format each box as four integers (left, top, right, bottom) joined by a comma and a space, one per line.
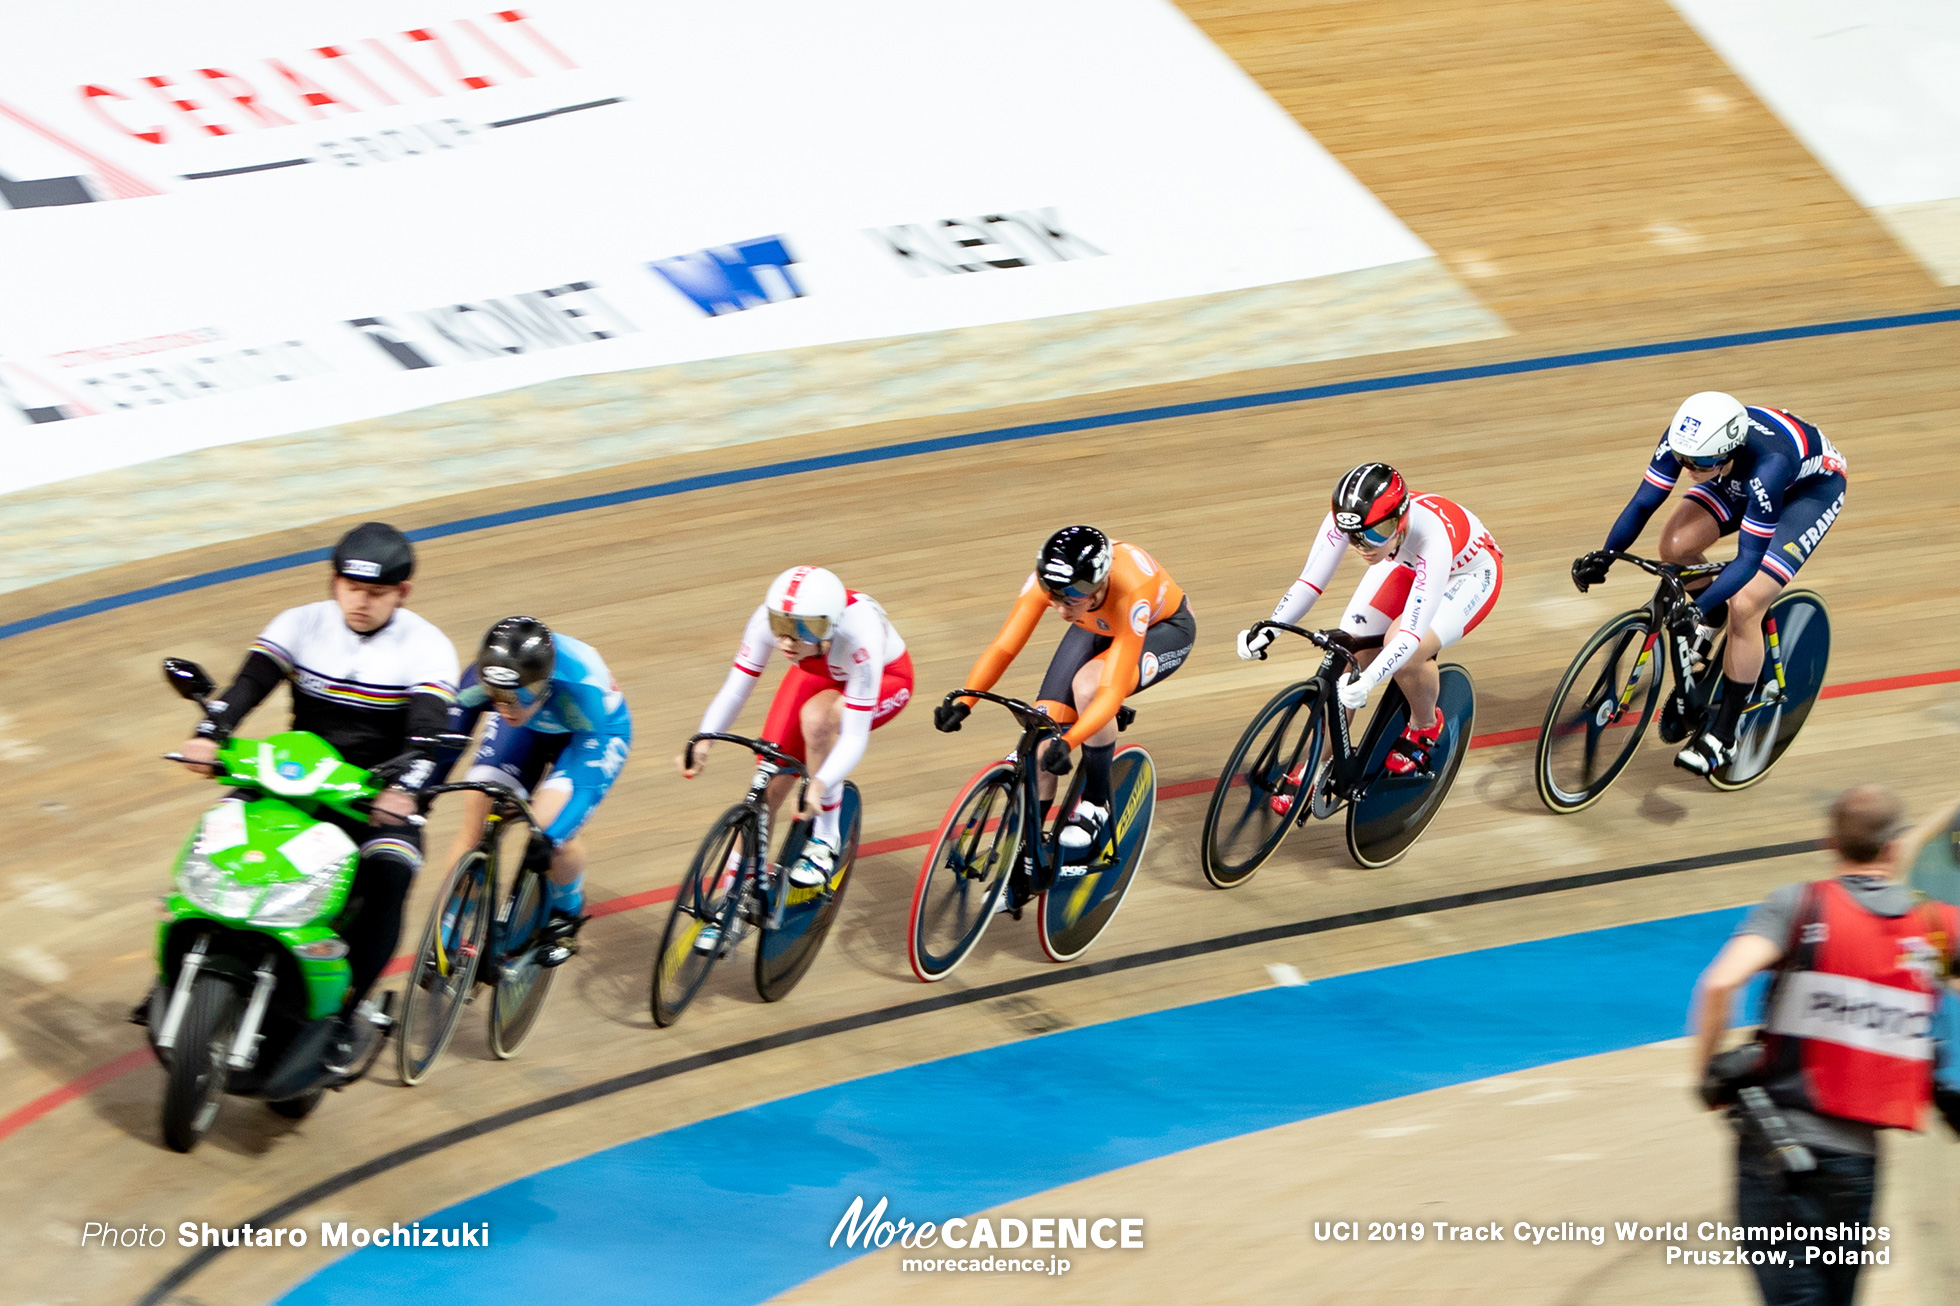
1331, 463, 1409, 543
477, 616, 555, 703
1036, 525, 1113, 601
331, 521, 415, 586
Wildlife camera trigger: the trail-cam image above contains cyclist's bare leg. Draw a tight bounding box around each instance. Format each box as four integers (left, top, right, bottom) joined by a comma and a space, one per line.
1720, 572, 1782, 685
440, 789, 494, 880
1390, 629, 1446, 726
525, 785, 584, 887
1658, 499, 1721, 566
1032, 656, 1118, 805
763, 688, 842, 821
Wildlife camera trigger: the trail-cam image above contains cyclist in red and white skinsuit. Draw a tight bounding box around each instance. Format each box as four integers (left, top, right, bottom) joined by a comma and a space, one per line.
679, 566, 913, 887
1238, 463, 1501, 778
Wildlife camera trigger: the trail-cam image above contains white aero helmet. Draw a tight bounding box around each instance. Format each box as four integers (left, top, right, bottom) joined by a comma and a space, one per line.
1666, 391, 1750, 467
765, 566, 847, 643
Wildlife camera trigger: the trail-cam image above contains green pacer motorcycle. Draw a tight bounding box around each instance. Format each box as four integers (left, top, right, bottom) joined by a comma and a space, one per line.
145, 658, 396, 1152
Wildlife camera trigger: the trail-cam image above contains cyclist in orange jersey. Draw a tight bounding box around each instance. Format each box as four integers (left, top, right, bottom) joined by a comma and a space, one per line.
934, 525, 1195, 857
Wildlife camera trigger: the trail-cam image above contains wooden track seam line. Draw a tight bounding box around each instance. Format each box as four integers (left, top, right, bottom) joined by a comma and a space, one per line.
129, 837, 1824, 1305
7, 307, 1959, 644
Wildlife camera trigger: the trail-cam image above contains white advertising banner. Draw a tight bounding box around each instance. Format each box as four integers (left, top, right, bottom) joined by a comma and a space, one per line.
1668, 0, 1960, 282
0, 0, 1436, 495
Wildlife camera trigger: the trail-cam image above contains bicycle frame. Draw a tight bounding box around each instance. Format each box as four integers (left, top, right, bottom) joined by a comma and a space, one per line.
940, 690, 1075, 896
683, 732, 810, 931
1603, 553, 1731, 712
417, 780, 542, 978
1243, 623, 1386, 809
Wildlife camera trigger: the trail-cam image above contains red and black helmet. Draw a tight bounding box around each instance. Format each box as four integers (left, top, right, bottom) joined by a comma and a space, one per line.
1331, 463, 1408, 541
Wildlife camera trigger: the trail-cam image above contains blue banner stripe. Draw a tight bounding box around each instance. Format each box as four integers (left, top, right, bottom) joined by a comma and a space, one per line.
9, 306, 1957, 644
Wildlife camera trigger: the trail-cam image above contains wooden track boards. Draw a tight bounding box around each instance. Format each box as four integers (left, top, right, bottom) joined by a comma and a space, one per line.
3, 2, 1958, 1303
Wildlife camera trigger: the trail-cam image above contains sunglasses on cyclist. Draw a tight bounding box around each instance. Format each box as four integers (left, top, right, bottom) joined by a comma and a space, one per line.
484, 677, 550, 709
1676, 451, 1732, 470
767, 610, 833, 643
1343, 515, 1403, 548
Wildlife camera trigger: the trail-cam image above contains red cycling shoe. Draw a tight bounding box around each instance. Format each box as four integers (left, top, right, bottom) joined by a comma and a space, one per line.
1384, 709, 1444, 777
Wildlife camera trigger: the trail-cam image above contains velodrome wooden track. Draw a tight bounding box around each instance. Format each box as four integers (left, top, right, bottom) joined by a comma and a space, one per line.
7, 2, 1960, 1303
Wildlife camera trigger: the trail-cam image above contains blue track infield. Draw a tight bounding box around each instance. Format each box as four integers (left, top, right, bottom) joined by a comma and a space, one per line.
278, 907, 1747, 1306
9, 306, 1960, 645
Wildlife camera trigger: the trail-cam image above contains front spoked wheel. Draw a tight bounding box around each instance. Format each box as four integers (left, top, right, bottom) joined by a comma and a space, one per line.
1346, 666, 1476, 869
1200, 681, 1323, 888
487, 869, 555, 1058
652, 806, 753, 1025
161, 973, 242, 1153
397, 849, 492, 1086
908, 761, 1023, 982
1709, 590, 1831, 792
1536, 610, 1666, 813
755, 783, 861, 1002
1040, 746, 1155, 961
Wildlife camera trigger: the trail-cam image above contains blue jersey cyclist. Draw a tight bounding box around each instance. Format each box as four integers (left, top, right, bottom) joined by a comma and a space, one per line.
1571, 392, 1846, 776
445, 617, 632, 966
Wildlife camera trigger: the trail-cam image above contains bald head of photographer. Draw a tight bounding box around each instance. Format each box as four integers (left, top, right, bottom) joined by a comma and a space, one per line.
1693, 785, 1960, 1306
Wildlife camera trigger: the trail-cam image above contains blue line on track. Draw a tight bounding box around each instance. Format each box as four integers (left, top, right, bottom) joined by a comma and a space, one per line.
11, 305, 1958, 645
279, 908, 1746, 1306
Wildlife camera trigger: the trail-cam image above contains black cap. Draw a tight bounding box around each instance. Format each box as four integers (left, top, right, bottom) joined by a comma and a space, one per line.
332, 522, 415, 586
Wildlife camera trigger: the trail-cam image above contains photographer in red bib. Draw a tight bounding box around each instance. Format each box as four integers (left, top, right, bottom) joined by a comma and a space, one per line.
1693, 786, 1960, 1305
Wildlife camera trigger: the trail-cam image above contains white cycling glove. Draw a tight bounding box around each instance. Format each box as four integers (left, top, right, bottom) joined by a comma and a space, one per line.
1236, 627, 1276, 662
1337, 672, 1372, 711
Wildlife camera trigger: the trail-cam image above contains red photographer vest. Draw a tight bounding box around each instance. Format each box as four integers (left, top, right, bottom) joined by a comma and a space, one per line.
1761, 879, 1958, 1130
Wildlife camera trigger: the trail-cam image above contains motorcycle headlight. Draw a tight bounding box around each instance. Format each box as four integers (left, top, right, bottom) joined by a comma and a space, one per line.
250, 876, 338, 929
177, 850, 259, 920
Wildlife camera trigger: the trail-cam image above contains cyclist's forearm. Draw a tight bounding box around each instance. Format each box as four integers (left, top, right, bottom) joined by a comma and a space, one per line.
1694, 534, 1768, 613
1271, 578, 1320, 626
699, 664, 760, 735
204, 650, 285, 735
1602, 480, 1670, 554
814, 706, 872, 790
1364, 630, 1422, 687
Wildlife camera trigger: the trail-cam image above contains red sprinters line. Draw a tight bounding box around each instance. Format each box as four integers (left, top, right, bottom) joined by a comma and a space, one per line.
8, 661, 1956, 1142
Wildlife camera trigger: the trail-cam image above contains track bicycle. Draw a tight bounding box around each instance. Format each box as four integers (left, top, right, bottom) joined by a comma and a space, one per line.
395, 779, 561, 1083
907, 690, 1156, 981
650, 733, 860, 1026
1200, 624, 1476, 886
1535, 552, 1831, 813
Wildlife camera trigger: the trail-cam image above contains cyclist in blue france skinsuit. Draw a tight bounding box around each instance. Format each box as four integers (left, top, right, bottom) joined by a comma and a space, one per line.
1571, 392, 1846, 776
447, 617, 633, 966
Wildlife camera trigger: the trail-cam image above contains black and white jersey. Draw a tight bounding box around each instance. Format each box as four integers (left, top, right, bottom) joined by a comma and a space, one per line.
230, 601, 460, 768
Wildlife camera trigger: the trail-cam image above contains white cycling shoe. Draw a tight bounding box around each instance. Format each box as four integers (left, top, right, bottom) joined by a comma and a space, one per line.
1058, 801, 1108, 860
787, 837, 837, 889
1674, 731, 1733, 776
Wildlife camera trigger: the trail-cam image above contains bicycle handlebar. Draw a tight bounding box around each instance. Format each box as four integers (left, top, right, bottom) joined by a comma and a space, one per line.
685, 731, 808, 776
943, 689, 1067, 736
1608, 552, 1727, 583
1247, 622, 1386, 667
417, 780, 541, 828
